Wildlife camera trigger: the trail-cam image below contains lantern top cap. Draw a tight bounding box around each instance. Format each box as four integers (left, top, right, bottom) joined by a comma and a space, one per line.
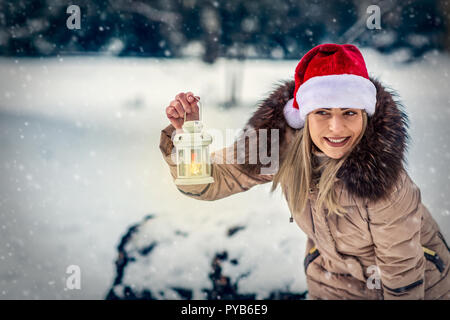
182, 120, 203, 133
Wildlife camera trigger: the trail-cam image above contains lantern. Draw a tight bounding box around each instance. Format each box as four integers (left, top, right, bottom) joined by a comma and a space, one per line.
173, 99, 214, 185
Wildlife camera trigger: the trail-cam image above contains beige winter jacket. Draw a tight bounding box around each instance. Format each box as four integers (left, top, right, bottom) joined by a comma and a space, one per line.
159, 79, 450, 300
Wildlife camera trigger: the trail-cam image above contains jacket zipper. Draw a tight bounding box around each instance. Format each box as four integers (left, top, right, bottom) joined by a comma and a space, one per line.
437, 231, 450, 252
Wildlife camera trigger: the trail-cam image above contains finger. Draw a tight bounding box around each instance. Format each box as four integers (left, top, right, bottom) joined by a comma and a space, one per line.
166, 106, 176, 116
167, 115, 182, 129
172, 100, 185, 118
186, 92, 199, 114
186, 93, 199, 114
185, 93, 200, 104
176, 92, 191, 114
168, 114, 181, 123
167, 104, 180, 118
186, 92, 195, 103
166, 106, 178, 118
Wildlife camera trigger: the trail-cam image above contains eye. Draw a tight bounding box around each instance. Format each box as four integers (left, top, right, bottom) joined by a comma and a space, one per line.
314, 110, 357, 116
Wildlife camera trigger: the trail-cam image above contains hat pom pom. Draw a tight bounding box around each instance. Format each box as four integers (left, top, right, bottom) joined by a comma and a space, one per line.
283, 98, 304, 129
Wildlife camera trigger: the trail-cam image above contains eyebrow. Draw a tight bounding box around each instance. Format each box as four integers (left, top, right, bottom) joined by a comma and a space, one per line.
320, 108, 350, 110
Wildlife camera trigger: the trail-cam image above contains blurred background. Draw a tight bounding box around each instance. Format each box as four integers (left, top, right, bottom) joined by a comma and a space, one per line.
2, 0, 449, 60
0, 0, 449, 299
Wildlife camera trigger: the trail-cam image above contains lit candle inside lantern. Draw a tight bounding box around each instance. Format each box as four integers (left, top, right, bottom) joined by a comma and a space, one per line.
190, 152, 202, 176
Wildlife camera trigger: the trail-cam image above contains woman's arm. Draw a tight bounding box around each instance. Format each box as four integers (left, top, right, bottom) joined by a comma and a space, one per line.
159, 124, 273, 201
366, 169, 425, 300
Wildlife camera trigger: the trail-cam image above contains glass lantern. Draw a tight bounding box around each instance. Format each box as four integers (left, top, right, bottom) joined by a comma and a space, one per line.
173, 99, 214, 185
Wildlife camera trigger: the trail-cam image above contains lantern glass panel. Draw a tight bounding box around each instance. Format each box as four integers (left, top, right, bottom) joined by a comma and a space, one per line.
178, 148, 186, 176
203, 147, 210, 175
190, 148, 202, 177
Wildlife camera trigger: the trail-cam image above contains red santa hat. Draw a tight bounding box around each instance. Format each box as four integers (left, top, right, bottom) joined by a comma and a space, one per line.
283, 43, 377, 129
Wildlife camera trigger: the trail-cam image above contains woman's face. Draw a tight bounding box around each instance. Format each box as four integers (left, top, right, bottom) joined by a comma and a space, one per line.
308, 108, 363, 159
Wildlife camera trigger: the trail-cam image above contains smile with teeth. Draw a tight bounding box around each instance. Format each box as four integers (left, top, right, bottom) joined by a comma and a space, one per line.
326, 137, 349, 143
324, 136, 350, 146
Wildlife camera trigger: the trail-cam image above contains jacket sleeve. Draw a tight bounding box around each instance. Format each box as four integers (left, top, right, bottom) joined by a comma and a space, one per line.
159, 124, 273, 201
366, 170, 426, 300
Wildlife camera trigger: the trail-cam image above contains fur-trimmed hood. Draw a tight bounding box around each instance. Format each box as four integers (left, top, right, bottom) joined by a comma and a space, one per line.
241, 78, 410, 202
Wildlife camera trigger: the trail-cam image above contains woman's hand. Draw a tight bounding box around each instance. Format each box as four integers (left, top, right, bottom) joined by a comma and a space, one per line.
165, 92, 200, 130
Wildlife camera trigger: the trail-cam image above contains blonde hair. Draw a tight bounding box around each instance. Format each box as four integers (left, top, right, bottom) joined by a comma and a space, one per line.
270, 110, 368, 217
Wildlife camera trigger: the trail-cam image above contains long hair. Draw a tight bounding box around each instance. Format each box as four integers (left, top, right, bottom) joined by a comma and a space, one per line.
270, 110, 368, 217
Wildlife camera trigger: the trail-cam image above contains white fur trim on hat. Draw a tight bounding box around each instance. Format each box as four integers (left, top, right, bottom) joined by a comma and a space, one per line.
283, 98, 304, 129
297, 74, 377, 122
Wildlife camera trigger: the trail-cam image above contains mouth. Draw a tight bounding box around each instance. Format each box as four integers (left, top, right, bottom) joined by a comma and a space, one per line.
323, 136, 350, 147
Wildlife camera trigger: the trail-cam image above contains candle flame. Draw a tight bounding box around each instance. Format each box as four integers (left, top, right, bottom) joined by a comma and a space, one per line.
190, 163, 201, 175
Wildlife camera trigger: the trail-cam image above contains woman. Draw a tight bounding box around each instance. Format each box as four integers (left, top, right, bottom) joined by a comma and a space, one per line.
160, 43, 450, 299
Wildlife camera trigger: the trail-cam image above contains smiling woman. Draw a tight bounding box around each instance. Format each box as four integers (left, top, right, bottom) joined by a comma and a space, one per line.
161, 43, 450, 300
308, 108, 365, 159
272, 103, 369, 219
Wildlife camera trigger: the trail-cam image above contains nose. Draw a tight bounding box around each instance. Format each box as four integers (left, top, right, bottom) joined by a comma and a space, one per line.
328, 115, 346, 133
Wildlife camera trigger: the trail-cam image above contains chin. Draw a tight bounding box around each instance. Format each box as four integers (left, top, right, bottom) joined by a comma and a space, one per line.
323, 149, 346, 159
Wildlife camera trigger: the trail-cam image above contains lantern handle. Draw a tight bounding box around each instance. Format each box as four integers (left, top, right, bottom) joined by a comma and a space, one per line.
184, 96, 202, 123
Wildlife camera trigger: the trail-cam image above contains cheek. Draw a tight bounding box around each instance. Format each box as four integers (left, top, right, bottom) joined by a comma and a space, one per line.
308, 121, 325, 145
308, 119, 319, 140
351, 117, 363, 136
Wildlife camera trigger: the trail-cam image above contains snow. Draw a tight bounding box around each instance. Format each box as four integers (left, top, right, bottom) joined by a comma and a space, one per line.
0, 49, 449, 299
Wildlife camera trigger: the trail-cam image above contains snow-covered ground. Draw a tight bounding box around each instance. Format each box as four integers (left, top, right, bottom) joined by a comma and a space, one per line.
0, 49, 449, 299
